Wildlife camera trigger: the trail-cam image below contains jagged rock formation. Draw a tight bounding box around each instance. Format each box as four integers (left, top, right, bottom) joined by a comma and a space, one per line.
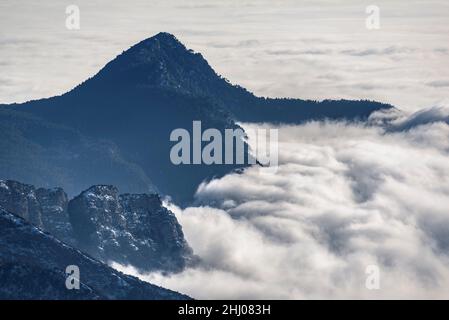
35, 187, 73, 243
120, 193, 191, 271
0, 207, 189, 300
0, 108, 157, 199
0, 179, 73, 243
68, 185, 194, 272
0, 180, 194, 273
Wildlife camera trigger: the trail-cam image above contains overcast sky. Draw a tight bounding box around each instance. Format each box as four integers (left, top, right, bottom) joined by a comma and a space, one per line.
1, 0, 448, 112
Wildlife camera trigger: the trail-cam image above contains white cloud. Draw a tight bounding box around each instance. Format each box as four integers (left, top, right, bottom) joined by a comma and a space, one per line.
114, 107, 449, 299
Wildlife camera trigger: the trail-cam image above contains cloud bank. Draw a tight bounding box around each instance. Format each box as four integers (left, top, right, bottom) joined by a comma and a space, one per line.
114, 107, 449, 299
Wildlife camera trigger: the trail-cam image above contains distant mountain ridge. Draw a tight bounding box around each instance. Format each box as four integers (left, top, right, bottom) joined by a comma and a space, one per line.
0, 32, 394, 204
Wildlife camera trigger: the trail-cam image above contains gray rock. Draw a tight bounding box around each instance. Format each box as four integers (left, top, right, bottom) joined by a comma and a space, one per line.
0, 180, 195, 273
0, 179, 73, 243
0, 179, 43, 227
69, 185, 195, 272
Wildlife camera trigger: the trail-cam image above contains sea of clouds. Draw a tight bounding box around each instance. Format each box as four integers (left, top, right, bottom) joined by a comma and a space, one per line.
114, 106, 449, 299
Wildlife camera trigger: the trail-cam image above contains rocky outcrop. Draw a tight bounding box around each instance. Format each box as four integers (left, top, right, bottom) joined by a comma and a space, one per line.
120, 193, 193, 271
35, 187, 73, 243
0, 180, 43, 227
0, 207, 190, 300
69, 185, 194, 272
0, 180, 73, 243
0, 180, 195, 273
68, 185, 128, 261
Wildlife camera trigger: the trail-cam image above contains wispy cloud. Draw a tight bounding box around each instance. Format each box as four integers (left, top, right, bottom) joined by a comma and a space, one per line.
340, 46, 415, 57
426, 80, 449, 88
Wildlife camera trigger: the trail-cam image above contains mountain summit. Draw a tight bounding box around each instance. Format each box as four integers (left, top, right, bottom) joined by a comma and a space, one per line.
86, 32, 246, 96
90, 32, 229, 93
1, 32, 394, 204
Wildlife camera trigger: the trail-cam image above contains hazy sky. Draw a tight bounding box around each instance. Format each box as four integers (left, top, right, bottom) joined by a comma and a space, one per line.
1, 0, 448, 111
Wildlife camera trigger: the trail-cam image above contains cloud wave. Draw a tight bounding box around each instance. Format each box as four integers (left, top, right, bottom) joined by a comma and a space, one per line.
114, 108, 449, 299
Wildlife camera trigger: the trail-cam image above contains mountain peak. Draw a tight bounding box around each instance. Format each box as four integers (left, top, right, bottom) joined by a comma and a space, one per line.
82, 31, 246, 101
133, 32, 185, 52
151, 32, 181, 44
85, 32, 209, 91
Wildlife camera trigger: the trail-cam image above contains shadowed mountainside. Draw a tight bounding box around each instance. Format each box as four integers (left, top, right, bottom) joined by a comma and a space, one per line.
0, 207, 190, 300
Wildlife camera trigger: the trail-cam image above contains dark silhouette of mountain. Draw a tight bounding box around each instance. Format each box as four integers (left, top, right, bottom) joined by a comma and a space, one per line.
0, 179, 194, 273
0, 32, 394, 205
0, 207, 190, 300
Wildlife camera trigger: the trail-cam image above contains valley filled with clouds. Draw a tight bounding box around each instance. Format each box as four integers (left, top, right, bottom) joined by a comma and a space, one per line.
116, 108, 449, 299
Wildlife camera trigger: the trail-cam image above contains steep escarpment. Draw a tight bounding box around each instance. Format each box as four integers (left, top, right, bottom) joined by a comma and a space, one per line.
0, 180, 73, 243
0, 180, 194, 273
69, 185, 194, 272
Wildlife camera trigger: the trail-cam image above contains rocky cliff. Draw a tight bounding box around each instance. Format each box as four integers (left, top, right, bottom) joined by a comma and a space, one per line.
0, 207, 189, 300
0, 180, 194, 273
0, 179, 73, 244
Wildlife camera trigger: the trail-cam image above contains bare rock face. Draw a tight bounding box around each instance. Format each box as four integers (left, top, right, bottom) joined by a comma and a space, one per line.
68, 185, 128, 261
68, 185, 194, 272
0, 180, 195, 273
35, 187, 73, 243
0, 180, 43, 227
120, 193, 194, 271
0, 180, 73, 243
